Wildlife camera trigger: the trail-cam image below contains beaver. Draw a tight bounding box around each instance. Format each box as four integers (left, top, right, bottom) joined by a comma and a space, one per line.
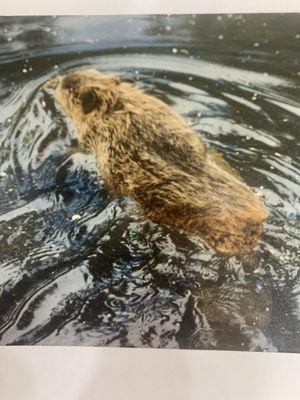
44, 69, 267, 254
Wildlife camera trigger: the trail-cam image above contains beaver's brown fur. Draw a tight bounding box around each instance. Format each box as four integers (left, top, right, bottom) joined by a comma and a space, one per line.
45, 69, 267, 254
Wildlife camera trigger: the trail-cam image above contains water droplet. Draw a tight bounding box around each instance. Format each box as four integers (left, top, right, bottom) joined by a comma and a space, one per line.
295, 34, 300, 39
218, 34, 224, 40
71, 214, 81, 221
165, 25, 171, 31
254, 42, 260, 47
0, 171, 7, 178
22, 68, 28, 74
172, 48, 178, 54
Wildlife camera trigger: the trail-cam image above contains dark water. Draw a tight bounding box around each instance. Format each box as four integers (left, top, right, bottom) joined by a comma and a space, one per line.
0, 14, 299, 351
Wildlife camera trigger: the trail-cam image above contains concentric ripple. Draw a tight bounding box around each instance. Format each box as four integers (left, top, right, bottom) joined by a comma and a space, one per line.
0, 15, 299, 351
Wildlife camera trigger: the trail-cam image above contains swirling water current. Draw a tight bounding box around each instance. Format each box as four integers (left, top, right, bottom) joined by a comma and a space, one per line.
0, 15, 299, 351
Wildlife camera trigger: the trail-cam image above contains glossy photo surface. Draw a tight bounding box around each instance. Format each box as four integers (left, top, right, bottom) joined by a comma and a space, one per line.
0, 15, 299, 351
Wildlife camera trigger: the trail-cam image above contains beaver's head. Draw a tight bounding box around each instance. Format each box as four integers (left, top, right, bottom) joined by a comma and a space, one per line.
45, 69, 124, 125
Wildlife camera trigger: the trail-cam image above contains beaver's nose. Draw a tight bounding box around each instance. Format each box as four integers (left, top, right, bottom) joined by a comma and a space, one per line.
43, 76, 62, 90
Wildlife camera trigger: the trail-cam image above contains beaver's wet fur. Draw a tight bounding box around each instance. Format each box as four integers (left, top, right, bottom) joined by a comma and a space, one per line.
45, 69, 267, 254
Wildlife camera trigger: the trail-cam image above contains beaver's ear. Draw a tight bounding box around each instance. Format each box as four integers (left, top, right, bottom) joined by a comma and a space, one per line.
81, 89, 101, 114
107, 75, 121, 85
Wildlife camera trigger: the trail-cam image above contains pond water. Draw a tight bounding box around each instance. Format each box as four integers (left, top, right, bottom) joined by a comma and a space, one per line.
0, 14, 299, 351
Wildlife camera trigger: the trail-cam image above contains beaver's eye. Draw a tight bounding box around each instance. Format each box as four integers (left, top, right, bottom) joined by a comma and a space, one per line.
81, 90, 99, 114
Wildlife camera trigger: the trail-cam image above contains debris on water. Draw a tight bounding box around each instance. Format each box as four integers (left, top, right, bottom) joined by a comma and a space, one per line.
41, 100, 46, 108
71, 214, 81, 221
172, 48, 178, 54
179, 49, 189, 55
274, 152, 282, 157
